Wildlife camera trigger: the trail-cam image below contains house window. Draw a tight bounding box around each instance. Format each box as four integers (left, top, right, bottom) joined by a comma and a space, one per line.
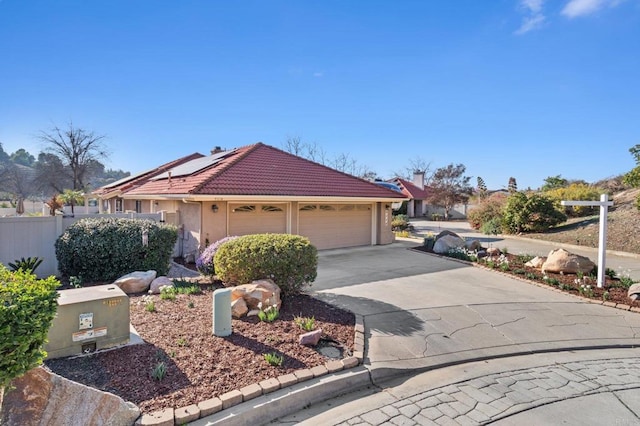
262, 205, 283, 212
115, 199, 123, 212
319, 205, 336, 211
299, 205, 317, 211
135, 200, 142, 213
339, 205, 355, 211
232, 205, 255, 212
356, 205, 371, 211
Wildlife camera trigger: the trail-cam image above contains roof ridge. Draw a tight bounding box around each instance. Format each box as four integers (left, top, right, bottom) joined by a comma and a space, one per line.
189, 143, 263, 194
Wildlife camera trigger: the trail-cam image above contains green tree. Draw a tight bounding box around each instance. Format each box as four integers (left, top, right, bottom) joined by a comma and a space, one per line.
10, 148, 35, 167
59, 189, 85, 215
476, 176, 488, 200
508, 177, 518, 193
39, 122, 108, 190
541, 175, 569, 191
502, 192, 567, 233
0, 142, 10, 163
426, 164, 473, 220
623, 144, 640, 209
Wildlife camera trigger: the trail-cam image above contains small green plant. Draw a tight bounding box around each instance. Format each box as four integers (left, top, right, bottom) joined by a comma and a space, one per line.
8, 256, 43, 274
619, 275, 636, 289
263, 352, 283, 366
513, 269, 526, 275
543, 276, 560, 286
485, 260, 496, 269
145, 300, 156, 312
69, 275, 83, 288
294, 315, 316, 332
187, 301, 195, 308
579, 284, 594, 298
176, 337, 189, 347
515, 254, 535, 264
499, 262, 510, 272
605, 268, 617, 279
602, 291, 610, 302
172, 279, 202, 295
576, 271, 584, 280
257, 300, 280, 323
160, 286, 176, 300
394, 230, 410, 238
501, 247, 509, 255
151, 362, 167, 381
525, 272, 539, 281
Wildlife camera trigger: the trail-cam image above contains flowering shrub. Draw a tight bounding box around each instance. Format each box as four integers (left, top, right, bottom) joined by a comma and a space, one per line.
196, 236, 239, 277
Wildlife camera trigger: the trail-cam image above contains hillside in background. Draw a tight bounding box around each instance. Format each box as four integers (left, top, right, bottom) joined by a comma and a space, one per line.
526, 188, 640, 254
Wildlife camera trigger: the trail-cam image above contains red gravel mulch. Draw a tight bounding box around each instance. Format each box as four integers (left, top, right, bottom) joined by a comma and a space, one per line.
44, 285, 355, 414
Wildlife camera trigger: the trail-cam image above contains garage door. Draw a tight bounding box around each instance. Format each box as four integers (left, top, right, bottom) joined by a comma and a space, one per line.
229, 204, 287, 236
298, 204, 372, 250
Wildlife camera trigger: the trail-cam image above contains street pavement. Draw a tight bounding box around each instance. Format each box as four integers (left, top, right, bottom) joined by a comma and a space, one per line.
197, 221, 640, 425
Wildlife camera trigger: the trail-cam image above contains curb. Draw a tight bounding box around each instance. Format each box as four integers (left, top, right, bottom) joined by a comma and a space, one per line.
135, 310, 367, 425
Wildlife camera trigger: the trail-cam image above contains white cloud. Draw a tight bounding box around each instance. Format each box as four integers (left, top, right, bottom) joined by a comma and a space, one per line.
515, 0, 546, 34
561, 0, 625, 18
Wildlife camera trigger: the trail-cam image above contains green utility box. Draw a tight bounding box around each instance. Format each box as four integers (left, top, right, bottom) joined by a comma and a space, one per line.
45, 284, 130, 359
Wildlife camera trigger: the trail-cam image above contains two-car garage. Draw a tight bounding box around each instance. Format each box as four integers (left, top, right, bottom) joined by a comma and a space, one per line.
227, 203, 373, 250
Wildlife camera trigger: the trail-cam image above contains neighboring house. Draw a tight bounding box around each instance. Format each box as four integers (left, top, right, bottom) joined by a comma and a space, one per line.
94, 143, 407, 258
391, 172, 431, 218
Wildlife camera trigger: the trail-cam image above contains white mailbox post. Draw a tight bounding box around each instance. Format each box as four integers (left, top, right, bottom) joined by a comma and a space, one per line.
561, 194, 614, 288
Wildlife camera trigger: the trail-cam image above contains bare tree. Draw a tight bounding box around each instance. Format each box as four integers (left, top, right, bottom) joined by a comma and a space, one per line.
3, 163, 38, 215
33, 152, 71, 195
39, 122, 108, 190
427, 163, 473, 220
393, 156, 432, 182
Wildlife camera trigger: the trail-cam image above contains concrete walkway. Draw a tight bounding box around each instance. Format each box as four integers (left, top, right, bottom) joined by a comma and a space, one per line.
196, 225, 640, 425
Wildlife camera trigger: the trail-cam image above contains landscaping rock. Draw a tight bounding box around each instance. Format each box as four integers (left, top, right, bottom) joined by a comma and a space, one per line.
525, 256, 547, 269
231, 297, 248, 319
114, 270, 157, 294
433, 234, 466, 254
1, 366, 140, 426
299, 329, 323, 346
541, 249, 596, 275
486, 247, 501, 256
465, 239, 483, 251
231, 279, 282, 311
149, 276, 173, 294
628, 283, 640, 301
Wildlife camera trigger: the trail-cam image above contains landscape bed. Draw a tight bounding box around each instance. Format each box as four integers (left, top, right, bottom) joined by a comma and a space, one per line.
45, 285, 355, 414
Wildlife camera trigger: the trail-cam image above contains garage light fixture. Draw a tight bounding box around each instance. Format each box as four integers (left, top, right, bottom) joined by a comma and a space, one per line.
212, 204, 219, 213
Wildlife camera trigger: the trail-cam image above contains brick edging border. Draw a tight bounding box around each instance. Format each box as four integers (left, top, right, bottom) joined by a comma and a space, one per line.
135, 311, 366, 425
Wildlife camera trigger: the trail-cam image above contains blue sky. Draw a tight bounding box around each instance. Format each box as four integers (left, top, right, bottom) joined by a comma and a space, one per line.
1, 0, 639, 190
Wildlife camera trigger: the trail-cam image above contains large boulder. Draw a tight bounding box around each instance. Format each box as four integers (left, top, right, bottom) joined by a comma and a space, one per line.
465, 239, 483, 251
1, 367, 140, 426
149, 276, 173, 295
231, 279, 282, 312
113, 270, 157, 294
433, 234, 466, 255
541, 249, 596, 275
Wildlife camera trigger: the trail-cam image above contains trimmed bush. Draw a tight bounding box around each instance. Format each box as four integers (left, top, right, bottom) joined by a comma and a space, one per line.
502, 192, 567, 234
195, 236, 239, 277
55, 217, 178, 282
214, 233, 317, 295
0, 265, 60, 389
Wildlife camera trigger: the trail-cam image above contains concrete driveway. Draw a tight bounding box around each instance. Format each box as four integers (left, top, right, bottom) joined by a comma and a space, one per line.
312, 240, 640, 382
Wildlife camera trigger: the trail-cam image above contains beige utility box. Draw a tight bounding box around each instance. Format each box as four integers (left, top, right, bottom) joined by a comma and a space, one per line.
45, 284, 130, 359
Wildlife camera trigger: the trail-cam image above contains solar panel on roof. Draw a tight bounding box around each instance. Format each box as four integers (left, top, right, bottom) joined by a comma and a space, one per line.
151, 149, 235, 180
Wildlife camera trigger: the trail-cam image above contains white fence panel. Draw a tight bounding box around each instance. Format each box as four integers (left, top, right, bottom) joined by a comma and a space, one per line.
0, 213, 163, 279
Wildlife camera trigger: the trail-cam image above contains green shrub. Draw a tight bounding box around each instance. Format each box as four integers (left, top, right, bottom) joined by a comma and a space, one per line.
467, 194, 507, 230
480, 218, 502, 236
0, 265, 60, 389
214, 233, 317, 295
55, 218, 178, 282
391, 214, 409, 231
502, 192, 567, 234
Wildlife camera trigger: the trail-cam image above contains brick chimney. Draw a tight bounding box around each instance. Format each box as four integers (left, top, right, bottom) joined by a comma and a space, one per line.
211, 146, 224, 155
413, 171, 425, 189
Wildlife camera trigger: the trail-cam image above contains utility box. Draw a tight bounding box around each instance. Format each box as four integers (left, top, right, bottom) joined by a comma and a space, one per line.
45, 284, 130, 359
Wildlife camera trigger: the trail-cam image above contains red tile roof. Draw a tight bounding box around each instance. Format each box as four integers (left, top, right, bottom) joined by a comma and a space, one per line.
115, 143, 405, 200
392, 177, 431, 200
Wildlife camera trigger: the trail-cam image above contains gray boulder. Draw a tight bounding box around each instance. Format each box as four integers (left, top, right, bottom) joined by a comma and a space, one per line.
433, 234, 466, 254
628, 283, 640, 301
541, 249, 595, 275
114, 270, 157, 294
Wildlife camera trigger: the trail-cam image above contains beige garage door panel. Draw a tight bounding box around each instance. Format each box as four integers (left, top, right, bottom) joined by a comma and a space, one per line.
229, 204, 287, 236
299, 204, 372, 250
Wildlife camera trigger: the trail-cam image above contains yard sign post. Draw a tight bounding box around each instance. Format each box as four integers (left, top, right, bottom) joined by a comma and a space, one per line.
561, 194, 613, 288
